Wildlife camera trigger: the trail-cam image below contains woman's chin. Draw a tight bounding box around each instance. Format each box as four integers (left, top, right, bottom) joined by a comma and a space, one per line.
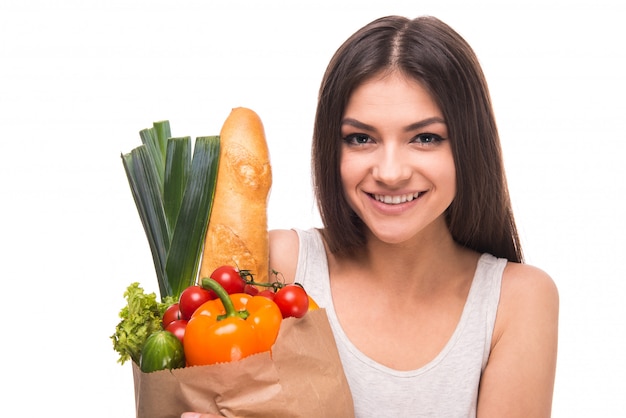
367, 226, 415, 245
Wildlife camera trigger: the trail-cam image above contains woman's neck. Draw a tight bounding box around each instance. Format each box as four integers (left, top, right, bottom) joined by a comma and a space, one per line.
331, 222, 479, 297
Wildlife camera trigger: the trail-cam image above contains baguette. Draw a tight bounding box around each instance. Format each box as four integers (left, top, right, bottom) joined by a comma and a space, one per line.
199, 107, 272, 282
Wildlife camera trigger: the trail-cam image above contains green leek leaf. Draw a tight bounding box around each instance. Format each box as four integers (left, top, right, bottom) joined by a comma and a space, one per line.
122, 123, 220, 300
153, 120, 171, 161
139, 128, 163, 195
165, 136, 220, 297
164, 136, 191, 236
122, 146, 170, 297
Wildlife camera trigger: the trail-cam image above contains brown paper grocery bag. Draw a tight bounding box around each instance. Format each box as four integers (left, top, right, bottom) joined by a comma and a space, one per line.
132, 308, 355, 418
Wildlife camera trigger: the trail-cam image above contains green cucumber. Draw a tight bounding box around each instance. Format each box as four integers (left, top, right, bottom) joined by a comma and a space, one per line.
139, 330, 185, 373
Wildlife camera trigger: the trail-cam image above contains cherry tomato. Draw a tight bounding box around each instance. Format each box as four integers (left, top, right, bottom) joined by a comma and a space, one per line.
258, 289, 275, 301
274, 284, 309, 318
179, 285, 212, 319
165, 319, 188, 343
243, 284, 259, 296
162, 303, 183, 328
209, 265, 246, 296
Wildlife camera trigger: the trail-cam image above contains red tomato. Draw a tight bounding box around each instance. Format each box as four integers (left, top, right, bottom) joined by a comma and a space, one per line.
179, 285, 212, 319
165, 319, 188, 343
273, 284, 309, 318
210, 265, 246, 296
162, 303, 182, 328
243, 284, 259, 296
258, 289, 275, 301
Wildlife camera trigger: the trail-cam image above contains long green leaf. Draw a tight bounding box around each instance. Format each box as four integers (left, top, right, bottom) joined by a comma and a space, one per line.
139, 120, 170, 195
165, 136, 220, 297
123, 121, 220, 301
153, 120, 171, 159
163, 136, 191, 236
121, 145, 171, 298
139, 129, 162, 190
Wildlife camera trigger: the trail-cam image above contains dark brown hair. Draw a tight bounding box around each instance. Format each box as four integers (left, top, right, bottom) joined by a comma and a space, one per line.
312, 15, 523, 262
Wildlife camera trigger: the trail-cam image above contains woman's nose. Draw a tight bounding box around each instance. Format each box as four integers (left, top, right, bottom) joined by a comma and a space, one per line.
372, 145, 411, 185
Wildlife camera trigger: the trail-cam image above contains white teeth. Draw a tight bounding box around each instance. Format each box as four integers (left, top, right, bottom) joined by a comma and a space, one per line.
374, 192, 420, 204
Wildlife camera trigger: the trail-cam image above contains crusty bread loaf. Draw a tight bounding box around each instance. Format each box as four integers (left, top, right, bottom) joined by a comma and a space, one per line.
199, 107, 272, 282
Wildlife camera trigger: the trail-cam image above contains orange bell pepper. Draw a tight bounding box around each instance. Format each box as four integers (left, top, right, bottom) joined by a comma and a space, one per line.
308, 295, 320, 311
184, 278, 283, 366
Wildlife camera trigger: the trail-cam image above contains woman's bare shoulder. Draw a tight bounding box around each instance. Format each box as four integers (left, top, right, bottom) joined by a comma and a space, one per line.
492, 260, 559, 352
500, 262, 559, 311
496, 262, 559, 334
268, 229, 300, 282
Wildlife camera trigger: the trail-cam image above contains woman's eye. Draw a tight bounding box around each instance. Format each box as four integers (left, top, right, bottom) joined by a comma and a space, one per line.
412, 133, 444, 144
343, 133, 372, 145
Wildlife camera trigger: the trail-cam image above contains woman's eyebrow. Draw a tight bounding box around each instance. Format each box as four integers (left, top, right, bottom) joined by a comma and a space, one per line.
341, 118, 374, 131
341, 116, 446, 132
404, 117, 446, 132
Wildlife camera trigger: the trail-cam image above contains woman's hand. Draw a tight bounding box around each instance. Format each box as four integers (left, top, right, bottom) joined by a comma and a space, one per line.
180, 413, 223, 418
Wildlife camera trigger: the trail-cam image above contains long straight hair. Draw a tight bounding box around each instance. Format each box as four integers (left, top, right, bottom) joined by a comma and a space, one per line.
312, 15, 523, 262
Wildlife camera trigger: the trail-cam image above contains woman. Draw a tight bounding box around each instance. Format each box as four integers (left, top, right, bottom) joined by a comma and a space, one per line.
184, 14, 558, 418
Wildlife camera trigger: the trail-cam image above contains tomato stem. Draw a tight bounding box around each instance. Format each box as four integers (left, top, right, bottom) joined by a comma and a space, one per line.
239, 269, 285, 292
200, 277, 247, 320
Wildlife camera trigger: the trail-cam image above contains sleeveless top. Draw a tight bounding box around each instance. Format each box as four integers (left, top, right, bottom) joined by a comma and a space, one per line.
293, 228, 506, 418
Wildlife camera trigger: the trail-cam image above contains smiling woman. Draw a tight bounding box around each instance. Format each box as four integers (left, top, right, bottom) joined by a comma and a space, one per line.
287, 15, 556, 418
338, 72, 456, 246
2, 0, 624, 416
311, 17, 522, 263
184, 13, 559, 418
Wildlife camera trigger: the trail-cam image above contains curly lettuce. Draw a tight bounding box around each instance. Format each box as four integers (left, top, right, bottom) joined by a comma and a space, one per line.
111, 282, 175, 365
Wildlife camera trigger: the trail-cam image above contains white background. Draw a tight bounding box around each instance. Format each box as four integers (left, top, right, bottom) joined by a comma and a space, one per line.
1, 0, 624, 416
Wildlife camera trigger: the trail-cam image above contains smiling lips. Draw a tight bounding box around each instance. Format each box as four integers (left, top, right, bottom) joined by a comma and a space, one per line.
372, 192, 422, 205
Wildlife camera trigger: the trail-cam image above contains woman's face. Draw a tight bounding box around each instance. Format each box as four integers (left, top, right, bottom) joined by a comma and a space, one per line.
340, 71, 456, 245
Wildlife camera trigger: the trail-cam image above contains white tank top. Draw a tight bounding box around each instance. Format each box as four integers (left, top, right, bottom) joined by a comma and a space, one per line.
293, 228, 506, 418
